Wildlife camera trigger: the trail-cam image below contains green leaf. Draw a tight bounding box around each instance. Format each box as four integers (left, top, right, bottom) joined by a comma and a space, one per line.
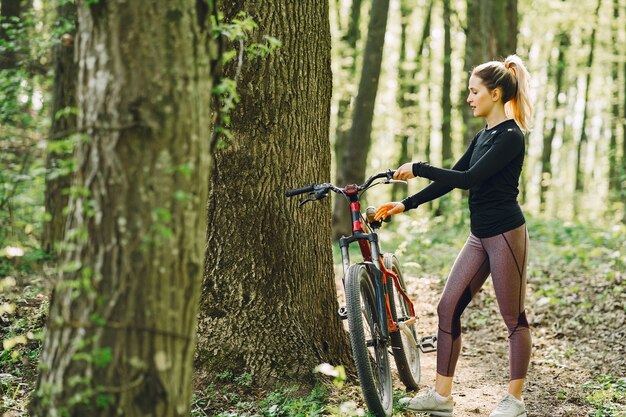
92, 347, 113, 368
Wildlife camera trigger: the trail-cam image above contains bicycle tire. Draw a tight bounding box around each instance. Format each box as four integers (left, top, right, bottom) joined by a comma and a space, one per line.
345, 263, 393, 417
384, 253, 420, 390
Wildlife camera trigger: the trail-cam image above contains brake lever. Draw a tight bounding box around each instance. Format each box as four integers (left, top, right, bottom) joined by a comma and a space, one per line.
298, 196, 315, 207
385, 179, 408, 185
298, 192, 328, 207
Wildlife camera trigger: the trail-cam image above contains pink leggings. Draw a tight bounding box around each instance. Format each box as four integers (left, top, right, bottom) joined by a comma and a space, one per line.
436, 224, 531, 380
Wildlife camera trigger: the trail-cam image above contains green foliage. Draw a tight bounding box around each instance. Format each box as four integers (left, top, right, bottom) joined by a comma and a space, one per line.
258, 386, 327, 417
0, 273, 46, 416
583, 375, 626, 416
192, 372, 328, 417
210, 12, 282, 148
0, 0, 59, 274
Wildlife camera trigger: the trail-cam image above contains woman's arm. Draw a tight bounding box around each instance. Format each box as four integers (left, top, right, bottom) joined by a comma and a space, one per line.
414, 130, 523, 190
401, 136, 477, 210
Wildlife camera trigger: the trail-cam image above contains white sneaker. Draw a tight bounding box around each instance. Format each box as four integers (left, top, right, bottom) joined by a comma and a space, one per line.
399, 387, 453, 417
489, 393, 527, 417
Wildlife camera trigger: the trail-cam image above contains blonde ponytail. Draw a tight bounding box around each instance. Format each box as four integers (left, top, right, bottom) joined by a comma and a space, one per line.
503, 55, 533, 132
473, 54, 533, 132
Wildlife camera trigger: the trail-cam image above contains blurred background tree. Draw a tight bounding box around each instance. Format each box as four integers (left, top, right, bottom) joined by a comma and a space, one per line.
328, 0, 626, 225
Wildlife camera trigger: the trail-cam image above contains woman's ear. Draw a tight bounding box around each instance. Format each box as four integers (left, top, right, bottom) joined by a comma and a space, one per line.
491, 87, 502, 102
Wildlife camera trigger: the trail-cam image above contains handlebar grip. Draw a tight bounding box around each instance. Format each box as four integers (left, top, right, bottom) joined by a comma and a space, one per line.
285, 184, 315, 197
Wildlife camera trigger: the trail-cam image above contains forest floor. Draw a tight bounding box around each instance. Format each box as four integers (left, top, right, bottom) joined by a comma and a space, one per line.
339, 271, 626, 417
1, 215, 624, 417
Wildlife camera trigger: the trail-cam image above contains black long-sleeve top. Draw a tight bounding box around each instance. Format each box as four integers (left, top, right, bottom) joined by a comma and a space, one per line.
401, 119, 526, 238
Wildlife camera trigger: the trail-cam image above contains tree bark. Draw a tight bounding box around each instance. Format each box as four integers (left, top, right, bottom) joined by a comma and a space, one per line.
30, 1, 216, 416
332, 0, 390, 238
196, 0, 353, 390
42, 1, 77, 253
461, 0, 517, 145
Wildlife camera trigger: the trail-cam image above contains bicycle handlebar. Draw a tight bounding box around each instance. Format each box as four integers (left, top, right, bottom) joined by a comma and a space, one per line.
358, 170, 396, 191
285, 170, 398, 201
285, 184, 315, 197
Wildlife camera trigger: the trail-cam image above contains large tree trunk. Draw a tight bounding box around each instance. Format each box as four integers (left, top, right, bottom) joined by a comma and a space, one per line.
332, 0, 390, 238
540, 33, 569, 212
195, 0, 353, 390
30, 1, 216, 416
42, 1, 77, 253
461, 0, 517, 145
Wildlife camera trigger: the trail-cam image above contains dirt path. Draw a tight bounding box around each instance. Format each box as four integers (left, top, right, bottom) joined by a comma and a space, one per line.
402, 273, 529, 417
399, 270, 625, 417
336, 265, 625, 416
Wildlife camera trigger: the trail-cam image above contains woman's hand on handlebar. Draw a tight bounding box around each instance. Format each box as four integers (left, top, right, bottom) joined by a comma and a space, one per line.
393, 162, 415, 180
374, 202, 405, 221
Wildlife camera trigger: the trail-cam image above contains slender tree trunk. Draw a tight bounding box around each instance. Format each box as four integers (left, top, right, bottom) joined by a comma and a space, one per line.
608, 0, 620, 194
391, 0, 410, 202
30, 1, 217, 416
575, 0, 602, 194
42, 2, 77, 253
332, 0, 390, 238
334, 0, 362, 205
442, 0, 452, 167
391, 0, 433, 202
195, 0, 352, 390
622, 1, 626, 224
461, 0, 517, 144
540, 33, 569, 211
335, 0, 344, 34
343, 0, 362, 48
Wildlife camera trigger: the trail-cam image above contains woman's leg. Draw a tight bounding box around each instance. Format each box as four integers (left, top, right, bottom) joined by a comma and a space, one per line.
435, 233, 491, 394
482, 224, 531, 398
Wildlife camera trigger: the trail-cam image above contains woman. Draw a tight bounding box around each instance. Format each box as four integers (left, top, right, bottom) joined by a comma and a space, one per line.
375, 55, 533, 417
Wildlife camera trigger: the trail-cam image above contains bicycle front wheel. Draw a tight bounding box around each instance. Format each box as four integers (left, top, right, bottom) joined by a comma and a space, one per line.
345, 263, 393, 417
384, 253, 420, 390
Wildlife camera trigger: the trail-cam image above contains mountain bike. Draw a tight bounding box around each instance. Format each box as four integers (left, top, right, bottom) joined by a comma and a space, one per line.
286, 170, 437, 417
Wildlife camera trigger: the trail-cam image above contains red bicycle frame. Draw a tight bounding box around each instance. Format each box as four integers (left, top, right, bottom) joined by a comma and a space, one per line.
341, 184, 416, 335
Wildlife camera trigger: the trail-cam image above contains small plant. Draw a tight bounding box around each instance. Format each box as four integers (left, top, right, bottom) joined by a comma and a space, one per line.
259, 385, 327, 417
234, 372, 253, 387
582, 375, 626, 416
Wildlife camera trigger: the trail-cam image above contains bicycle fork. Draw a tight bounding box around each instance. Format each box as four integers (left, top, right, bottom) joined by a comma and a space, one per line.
339, 233, 390, 342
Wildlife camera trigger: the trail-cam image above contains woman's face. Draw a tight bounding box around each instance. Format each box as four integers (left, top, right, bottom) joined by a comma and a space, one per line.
467, 75, 496, 118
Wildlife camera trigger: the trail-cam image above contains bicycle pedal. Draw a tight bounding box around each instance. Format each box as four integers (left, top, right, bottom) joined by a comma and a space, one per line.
419, 335, 437, 353
337, 305, 348, 320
